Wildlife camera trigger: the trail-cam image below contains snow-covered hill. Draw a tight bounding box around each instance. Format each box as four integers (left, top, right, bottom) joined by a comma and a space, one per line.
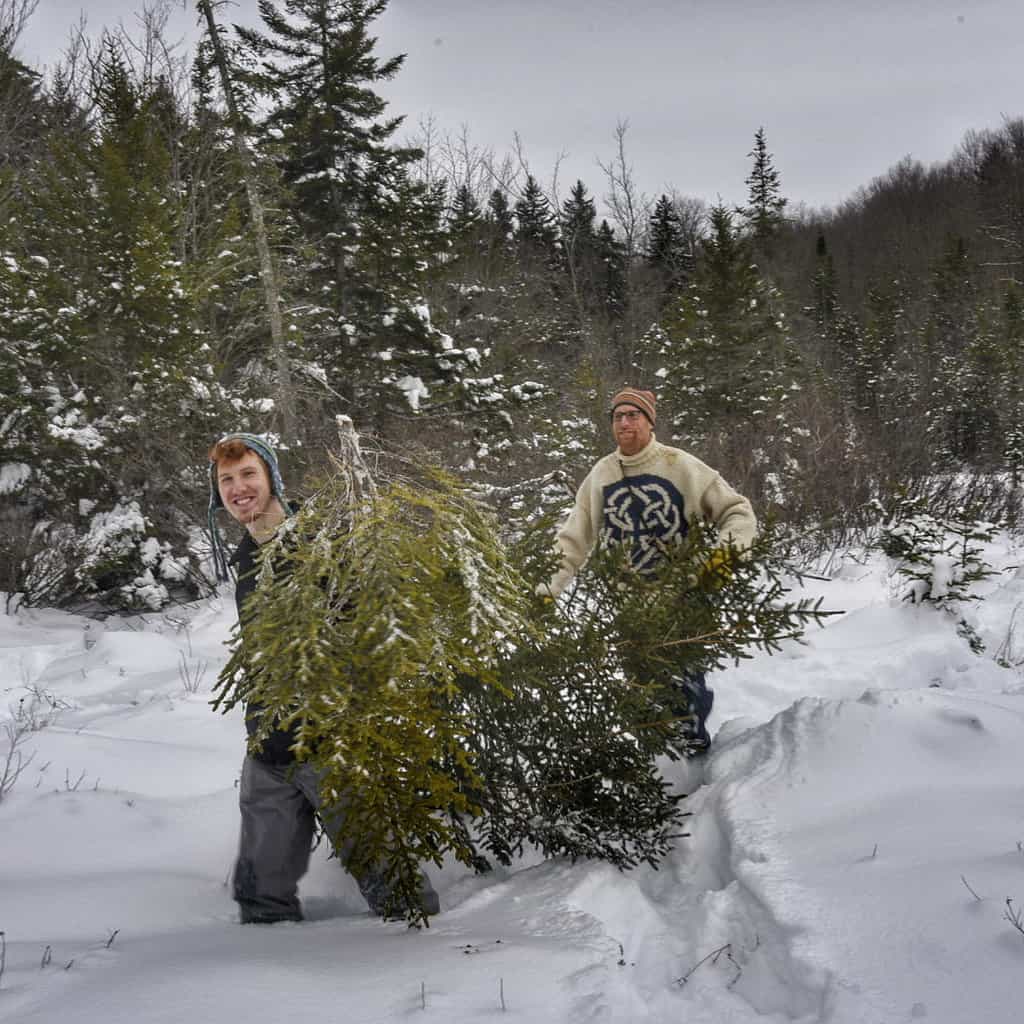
2, 542, 1022, 1023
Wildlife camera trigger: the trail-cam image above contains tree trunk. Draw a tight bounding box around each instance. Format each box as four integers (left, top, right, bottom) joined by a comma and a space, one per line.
196, 0, 296, 443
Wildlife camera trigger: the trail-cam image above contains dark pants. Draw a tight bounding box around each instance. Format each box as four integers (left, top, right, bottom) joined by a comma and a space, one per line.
670, 671, 714, 755
233, 756, 439, 923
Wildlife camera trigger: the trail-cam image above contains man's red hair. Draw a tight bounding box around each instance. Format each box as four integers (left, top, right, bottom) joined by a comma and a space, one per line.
208, 438, 253, 465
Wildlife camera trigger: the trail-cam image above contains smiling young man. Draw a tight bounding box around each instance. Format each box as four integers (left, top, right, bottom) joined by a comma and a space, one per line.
207, 433, 439, 924
215, 445, 286, 538
541, 388, 757, 758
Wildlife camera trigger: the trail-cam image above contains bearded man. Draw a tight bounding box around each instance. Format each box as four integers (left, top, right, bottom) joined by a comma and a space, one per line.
541, 389, 756, 757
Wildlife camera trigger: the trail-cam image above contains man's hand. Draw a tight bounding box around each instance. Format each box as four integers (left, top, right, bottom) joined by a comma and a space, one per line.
698, 547, 734, 590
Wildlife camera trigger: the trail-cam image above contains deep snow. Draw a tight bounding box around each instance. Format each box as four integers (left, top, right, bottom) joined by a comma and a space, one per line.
1, 540, 1023, 1023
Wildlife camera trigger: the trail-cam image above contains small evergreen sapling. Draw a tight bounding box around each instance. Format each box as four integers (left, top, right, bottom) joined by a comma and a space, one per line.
879, 495, 999, 606
878, 494, 999, 653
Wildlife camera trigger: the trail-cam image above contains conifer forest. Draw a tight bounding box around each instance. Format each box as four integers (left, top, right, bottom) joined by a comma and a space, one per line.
2, 0, 1024, 612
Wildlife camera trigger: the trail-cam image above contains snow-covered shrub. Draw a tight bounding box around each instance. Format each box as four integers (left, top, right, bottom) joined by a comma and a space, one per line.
77, 503, 201, 610
20, 522, 77, 608
879, 495, 999, 609
16, 503, 199, 612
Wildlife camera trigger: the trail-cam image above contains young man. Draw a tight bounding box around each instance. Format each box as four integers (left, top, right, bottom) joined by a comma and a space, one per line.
542, 388, 757, 755
208, 433, 440, 923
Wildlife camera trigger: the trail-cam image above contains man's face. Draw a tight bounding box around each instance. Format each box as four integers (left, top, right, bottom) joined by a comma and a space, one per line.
216, 450, 279, 527
612, 404, 653, 455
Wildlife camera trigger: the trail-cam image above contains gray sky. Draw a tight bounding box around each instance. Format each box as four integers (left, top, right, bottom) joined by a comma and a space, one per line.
19, 0, 1024, 214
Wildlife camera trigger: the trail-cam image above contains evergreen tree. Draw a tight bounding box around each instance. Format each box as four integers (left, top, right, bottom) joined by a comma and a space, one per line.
449, 183, 482, 240
853, 276, 917, 437
176, 50, 279, 376
648, 203, 804, 506
559, 179, 599, 312
920, 234, 1005, 467
236, 0, 413, 293
234, 0, 459, 422
1000, 284, 1024, 479
812, 231, 839, 334
561, 179, 596, 263
513, 174, 557, 257
699, 203, 762, 330
359, 154, 446, 296
0, 41, 48, 182
595, 218, 627, 319
741, 127, 787, 248
645, 194, 682, 267
197, 0, 301, 442
809, 232, 865, 425
0, 43, 229, 608
645, 193, 687, 294
485, 187, 514, 246
446, 182, 488, 277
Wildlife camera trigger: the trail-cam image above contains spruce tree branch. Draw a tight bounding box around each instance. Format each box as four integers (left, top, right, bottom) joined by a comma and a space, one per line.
640, 630, 729, 649
469, 471, 574, 503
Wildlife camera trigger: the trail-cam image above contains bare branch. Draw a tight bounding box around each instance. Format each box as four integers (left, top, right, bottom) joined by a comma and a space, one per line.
961, 875, 983, 901
675, 942, 742, 988
1005, 898, 1024, 939
0, 0, 39, 51
597, 119, 649, 261
1, 717, 36, 802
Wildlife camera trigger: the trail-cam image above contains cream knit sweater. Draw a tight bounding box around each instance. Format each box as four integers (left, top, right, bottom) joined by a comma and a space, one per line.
546, 435, 757, 598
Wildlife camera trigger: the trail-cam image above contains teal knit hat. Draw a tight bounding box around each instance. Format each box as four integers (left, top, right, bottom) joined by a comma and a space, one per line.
207, 433, 290, 582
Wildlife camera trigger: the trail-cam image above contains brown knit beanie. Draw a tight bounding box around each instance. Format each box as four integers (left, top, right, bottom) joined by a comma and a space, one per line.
610, 387, 657, 425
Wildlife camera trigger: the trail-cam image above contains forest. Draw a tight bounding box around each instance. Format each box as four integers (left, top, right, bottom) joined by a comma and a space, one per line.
2, 0, 1023, 611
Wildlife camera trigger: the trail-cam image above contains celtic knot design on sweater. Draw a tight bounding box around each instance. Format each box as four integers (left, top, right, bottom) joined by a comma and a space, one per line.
600, 474, 688, 573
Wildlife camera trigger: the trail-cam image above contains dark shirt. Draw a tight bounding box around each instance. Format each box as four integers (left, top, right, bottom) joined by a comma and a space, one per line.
231, 531, 301, 764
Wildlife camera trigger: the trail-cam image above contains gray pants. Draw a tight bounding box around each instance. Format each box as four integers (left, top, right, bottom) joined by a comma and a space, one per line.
233, 755, 439, 923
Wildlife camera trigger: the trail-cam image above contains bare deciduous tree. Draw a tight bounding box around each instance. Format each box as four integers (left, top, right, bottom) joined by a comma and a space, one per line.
0, 0, 42, 173
669, 191, 708, 263
409, 119, 496, 209
0, 0, 37, 48
598, 119, 649, 262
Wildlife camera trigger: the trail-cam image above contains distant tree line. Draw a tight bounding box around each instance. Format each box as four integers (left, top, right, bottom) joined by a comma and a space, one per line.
1, 0, 1022, 609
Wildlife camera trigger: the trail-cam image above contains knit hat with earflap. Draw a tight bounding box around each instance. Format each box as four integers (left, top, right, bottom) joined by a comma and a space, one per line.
610, 387, 657, 425
207, 432, 290, 582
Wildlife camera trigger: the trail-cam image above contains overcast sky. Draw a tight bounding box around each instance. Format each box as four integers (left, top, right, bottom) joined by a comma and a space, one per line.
18, 0, 1024, 214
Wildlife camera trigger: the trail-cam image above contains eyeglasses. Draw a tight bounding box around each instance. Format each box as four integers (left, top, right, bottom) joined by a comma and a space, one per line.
612, 410, 644, 423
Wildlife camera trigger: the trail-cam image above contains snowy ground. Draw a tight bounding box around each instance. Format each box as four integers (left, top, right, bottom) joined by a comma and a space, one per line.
2, 541, 1023, 1023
